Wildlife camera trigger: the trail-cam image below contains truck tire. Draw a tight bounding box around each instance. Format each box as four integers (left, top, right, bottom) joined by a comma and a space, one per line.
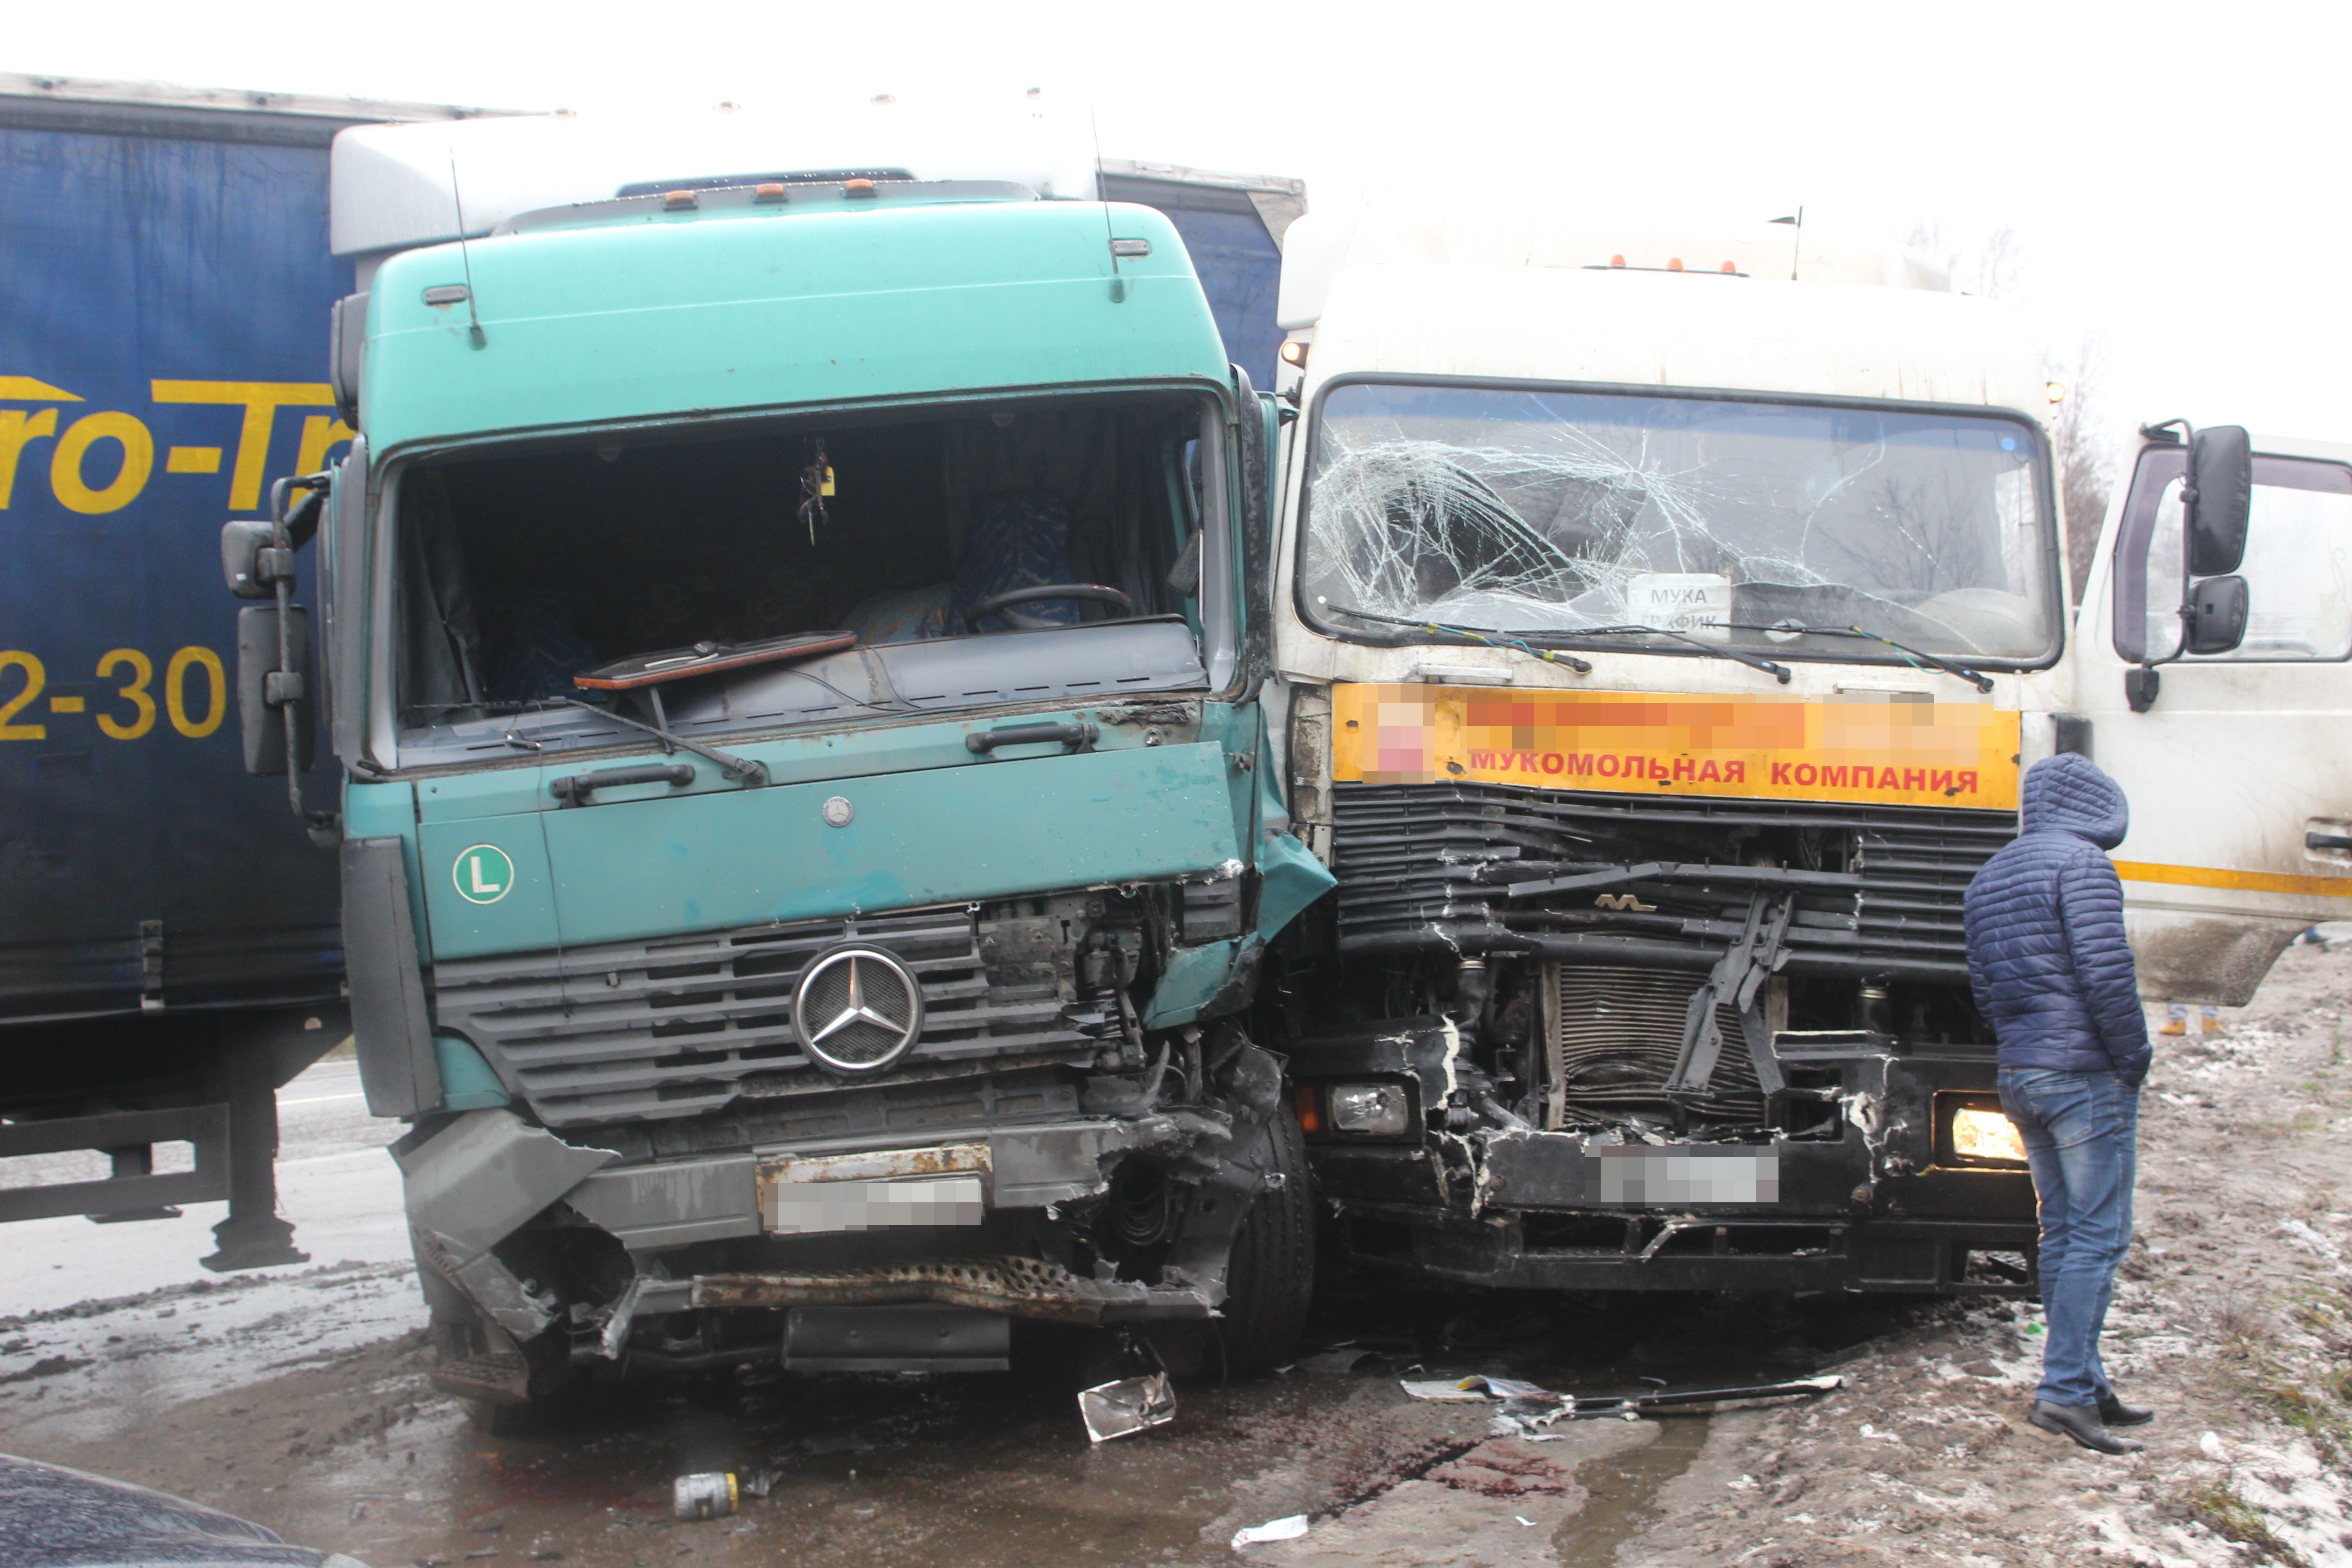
1215, 1103, 1315, 1374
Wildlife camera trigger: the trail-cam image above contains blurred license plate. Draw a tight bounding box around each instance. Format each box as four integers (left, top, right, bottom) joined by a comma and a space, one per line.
761, 1175, 985, 1233
1586, 1148, 1779, 1205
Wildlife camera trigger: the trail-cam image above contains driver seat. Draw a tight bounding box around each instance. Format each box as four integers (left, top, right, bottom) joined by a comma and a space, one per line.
948, 492, 1081, 633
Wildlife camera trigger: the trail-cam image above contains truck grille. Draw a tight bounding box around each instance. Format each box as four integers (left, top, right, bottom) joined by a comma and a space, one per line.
1545, 964, 1766, 1126
1331, 783, 2010, 980
433, 906, 1112, 1127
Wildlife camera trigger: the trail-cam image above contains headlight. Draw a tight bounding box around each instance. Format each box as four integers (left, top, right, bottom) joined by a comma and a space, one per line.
1940, 1097, 2029, 1167
1951, 1108, 2027, 1162
1328, 1083, 1409, 1137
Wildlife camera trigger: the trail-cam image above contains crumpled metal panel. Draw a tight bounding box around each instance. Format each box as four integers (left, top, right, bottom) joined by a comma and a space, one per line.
395, 1108, 617, 1339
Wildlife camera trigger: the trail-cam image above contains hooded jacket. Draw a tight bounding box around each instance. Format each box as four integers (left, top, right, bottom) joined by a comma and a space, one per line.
1963, 753, 2152, 1083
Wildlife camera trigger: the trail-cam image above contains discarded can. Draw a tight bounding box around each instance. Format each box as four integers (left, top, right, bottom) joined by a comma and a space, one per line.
672, 1472, 737, 1521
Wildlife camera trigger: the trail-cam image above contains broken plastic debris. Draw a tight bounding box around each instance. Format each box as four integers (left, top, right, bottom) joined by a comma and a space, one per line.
1400, 1374, 1560, 1403
1231, 1515, 1310, 1550
741, 1468, 782, 1499
2200, 1431, 2231, 1464
1401, 1372, 1842, 1431
671, 1472, 737, 1521
1079, 1371, 1176, 1443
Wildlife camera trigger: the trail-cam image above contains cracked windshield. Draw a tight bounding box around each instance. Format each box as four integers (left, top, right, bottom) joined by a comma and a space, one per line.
1298, 382, 2056, 661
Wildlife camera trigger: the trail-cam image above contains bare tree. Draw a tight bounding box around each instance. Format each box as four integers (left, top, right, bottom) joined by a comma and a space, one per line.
2044, 334, 2116, 605
1904, 222, 2026, 301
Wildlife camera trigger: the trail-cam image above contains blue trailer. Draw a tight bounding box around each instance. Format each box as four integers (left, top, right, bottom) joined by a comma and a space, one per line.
0, 75, 483, 1263
0, 74, 1303, 1264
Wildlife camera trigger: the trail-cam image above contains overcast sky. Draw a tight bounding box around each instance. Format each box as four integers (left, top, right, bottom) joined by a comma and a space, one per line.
14, 0, 2347, 456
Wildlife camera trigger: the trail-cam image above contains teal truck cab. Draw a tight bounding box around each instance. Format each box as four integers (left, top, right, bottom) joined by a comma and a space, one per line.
224, 107, 1331, 1418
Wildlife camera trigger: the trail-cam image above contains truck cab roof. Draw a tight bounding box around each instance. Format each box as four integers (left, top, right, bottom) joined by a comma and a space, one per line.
1298, 261, 2048, 419
1276, 210, 1952, 331
363, 196, 1229, 454
331, 98, 1102, 262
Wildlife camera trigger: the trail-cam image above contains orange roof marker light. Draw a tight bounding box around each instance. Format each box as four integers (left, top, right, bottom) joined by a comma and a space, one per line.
753, 182, 787, 204
1666, 257, 1685, 272
1720, 260, 1737, 273
1609, 254, 1627, 268
844, 178, 877, 200
662, 189, 698, 211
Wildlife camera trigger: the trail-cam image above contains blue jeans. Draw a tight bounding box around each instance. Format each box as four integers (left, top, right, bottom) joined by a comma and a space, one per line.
1999, 1067, 2139, 1409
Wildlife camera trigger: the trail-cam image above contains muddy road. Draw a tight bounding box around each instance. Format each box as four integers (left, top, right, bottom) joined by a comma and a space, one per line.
0, 1230, 1910, 1566
14, 945, 2352, 1566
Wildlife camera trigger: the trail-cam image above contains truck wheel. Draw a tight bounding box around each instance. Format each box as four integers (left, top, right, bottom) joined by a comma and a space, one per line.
1215, 1103, 1315, 1374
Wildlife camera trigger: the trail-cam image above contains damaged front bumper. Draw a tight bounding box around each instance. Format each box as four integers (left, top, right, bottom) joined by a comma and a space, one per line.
1293, 1020, 2037, 1295
397, 1046, 1289, 1392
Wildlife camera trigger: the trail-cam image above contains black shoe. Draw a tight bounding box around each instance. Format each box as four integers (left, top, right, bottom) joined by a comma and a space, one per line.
2098, 1393, 2154, 1427
2030, 1400, 2144, 1455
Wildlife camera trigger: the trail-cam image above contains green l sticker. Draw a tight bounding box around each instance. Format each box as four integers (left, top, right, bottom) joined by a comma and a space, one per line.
453, 843, 516, 905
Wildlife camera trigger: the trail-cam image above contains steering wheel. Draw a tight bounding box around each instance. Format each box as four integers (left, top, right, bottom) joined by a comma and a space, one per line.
969, 583, 1135, 631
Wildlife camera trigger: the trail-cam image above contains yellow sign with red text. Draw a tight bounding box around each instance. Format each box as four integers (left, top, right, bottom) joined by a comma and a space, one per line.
1330, 685, 2020, 811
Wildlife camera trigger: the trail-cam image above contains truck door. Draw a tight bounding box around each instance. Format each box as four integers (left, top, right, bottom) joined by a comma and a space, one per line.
2075, 429, 2352, 1003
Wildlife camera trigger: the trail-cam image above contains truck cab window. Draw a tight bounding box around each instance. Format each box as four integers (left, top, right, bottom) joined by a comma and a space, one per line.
2112, 452, 2352, 663
1297, 382, 2058, 666
386, 394, 1225, 760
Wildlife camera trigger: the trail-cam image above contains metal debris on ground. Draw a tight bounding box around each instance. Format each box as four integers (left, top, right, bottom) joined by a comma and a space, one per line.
740, 1468, 783, 1499
671, 1472, 738, 1521
1079, 1371, 1177, 1443
1231, 1515, 1311, 1550
1400, 1372, 1842, 1432
1398, 1375, 1552, 1403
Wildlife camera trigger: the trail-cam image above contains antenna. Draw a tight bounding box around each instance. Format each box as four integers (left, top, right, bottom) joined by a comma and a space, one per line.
1767, 205, 1804, 281
1088, 105, 1123, 303
449, 153, 488, 348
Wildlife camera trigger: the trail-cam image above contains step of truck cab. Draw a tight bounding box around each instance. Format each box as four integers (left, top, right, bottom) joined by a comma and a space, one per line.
428, 1353, 531, 1407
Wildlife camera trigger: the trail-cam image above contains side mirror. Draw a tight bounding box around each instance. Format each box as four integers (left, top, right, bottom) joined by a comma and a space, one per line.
221, 519, 284, 600
237, 604, 315, 776
2185, 573, 2249, 655
2189, 425, 2252, 576
329, 292, 368, 427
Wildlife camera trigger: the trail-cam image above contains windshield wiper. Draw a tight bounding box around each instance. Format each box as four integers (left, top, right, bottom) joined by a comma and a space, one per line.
556, 696, 769, 787
1726, 624, 1994, 693
1325, 604, 1788, 682
1333, 606, 1594, 672
1533, 625, 1793, 684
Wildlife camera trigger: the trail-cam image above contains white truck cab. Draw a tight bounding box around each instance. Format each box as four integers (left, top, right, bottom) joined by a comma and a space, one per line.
1254, 209, 2340, 1298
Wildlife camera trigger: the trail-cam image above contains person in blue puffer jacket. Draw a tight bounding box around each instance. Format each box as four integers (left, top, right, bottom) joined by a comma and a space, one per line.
1963, 752, 2156, 1455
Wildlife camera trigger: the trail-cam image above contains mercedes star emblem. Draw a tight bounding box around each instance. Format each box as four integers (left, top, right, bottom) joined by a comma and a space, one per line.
792, 944, 924, 1073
